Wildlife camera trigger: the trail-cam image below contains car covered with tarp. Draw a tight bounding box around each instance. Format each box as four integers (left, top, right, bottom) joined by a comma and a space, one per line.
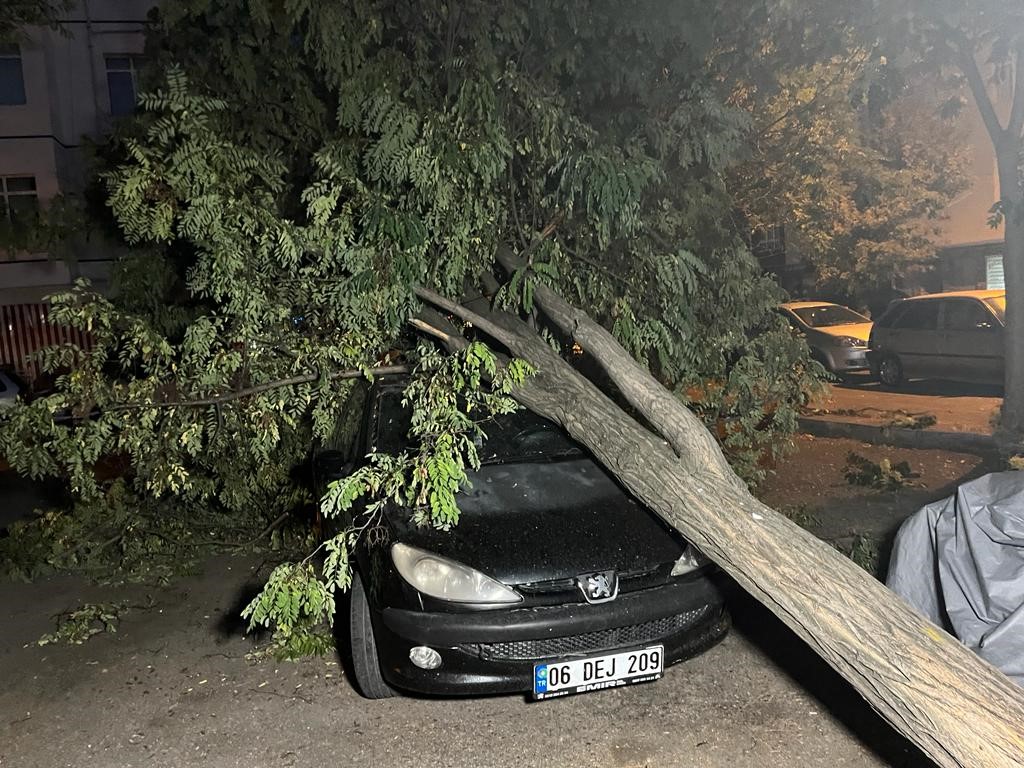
887, 471, 1024, 686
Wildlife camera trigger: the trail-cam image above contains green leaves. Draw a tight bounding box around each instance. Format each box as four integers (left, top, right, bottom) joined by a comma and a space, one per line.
38, 602, 128, 646
241, 562, 336, 660
240, 340, 533, 655
320, 341, 532, 531
0, 0, 827, 657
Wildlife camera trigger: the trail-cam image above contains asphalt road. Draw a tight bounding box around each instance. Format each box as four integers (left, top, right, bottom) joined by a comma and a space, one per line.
0, 471, 66, 530
0, 557, 929, 768
0, 377, 988, 768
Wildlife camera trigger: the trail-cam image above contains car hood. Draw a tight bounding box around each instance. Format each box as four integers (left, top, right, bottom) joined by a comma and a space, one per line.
812, 322, 872, 342
388, 458, 685, 586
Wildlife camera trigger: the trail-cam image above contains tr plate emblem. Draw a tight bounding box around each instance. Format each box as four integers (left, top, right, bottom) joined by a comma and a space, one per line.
578, 570, 618, 604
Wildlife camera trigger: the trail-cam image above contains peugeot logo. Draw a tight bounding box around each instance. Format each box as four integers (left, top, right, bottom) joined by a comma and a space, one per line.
577, 570, 618, 604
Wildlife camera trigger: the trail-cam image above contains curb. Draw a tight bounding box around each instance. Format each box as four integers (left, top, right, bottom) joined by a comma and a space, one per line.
798, 417, 996, 454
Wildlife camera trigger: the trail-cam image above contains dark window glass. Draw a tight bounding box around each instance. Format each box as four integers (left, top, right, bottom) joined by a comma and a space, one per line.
894, 301, 939, 331
1, 175, 38, 226
375, 392, 582, 465
791, 304, 869, 328
375, 392, 412, 454
7, 194, 38, 223
0, 44, 26, 105
105, 55, 142, 116
5, 176, 35, 193
984, 296, 1006, 324
944, 299, 997, 331
875, 302, 907, 328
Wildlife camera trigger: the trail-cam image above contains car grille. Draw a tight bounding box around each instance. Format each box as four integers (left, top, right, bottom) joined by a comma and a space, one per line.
458, 605, 711, 661
514, 564, 672, 603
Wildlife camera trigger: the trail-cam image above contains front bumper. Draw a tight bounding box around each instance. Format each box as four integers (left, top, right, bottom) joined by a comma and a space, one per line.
372, 575, 729, 695
822, 345, 869, 372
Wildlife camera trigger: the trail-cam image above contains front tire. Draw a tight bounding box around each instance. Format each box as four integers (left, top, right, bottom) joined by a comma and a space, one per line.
878, 354, 904, 388
810, 348, 835, 376
349, 571, 397, 699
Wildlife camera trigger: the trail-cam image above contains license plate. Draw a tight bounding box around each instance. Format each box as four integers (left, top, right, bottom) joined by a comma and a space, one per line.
533, 645, 663, 700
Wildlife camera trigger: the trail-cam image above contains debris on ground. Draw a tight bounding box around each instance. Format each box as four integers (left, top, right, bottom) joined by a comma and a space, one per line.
36, 602, 129, 646
885, 413, 937, 430
844, 453, 920, 491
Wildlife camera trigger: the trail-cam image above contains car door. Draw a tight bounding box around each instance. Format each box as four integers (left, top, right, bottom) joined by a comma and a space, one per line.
937, 298, 1004, 384
886, 299, 941, 379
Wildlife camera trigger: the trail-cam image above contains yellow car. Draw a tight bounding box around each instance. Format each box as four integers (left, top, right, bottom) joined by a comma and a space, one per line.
779, 301, 872, 375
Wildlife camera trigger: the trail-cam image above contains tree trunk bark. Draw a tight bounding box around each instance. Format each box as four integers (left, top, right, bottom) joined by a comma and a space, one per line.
417, 277, 1024, 768
997, 145, 1024, 443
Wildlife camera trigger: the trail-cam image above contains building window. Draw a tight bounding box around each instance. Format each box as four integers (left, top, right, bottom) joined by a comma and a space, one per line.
986, 255, 1005, 290
0, 44, 27, 105
751, 224, 786, 257
105, 55, 142, 116
1, 176, 38, 226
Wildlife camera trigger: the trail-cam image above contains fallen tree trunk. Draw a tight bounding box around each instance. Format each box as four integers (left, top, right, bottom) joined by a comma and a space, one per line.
416, 275, 1024, 768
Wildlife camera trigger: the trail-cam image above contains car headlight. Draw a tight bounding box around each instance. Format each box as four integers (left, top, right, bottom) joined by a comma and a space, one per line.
671, 544, 712, 577
391, 543, 523, 604
834, 335, 865, 347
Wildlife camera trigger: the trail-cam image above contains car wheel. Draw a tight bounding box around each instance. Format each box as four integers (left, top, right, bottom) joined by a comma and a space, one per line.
878, 354, 904, 387
809, 348, 834, 375
349, 571, 397, 699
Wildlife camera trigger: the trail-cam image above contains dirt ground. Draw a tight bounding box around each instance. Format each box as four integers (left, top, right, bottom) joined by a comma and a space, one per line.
0, 435, 1003, 768
804, 375, 1001, 435
758, 433, 997, 548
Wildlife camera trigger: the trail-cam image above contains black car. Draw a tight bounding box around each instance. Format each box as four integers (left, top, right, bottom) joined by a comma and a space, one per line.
317, 380, 729, 699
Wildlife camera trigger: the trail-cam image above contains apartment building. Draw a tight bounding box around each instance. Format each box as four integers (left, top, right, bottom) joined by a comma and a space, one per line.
1, 0, 154, 299
1, 0, 155, 381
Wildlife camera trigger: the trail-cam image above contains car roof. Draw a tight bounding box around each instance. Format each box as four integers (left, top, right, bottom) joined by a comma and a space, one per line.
780, 300, 844, 309
903, 289, 1005, 301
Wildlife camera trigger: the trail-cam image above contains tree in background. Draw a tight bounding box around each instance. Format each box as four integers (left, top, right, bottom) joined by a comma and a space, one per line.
730, 52, 969, 310
0, 0, 815, 580
871, 1, 1024, 443
0, 0, 70, 40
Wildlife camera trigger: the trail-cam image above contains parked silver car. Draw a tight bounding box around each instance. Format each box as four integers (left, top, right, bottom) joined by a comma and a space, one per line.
867, 290, 1006, 387
779, 301, 872, 374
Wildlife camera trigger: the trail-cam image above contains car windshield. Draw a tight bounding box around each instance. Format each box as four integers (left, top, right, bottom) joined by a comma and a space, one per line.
791, 304, 869, 328
984, 296, 1006, 323
375, 392, 583, 464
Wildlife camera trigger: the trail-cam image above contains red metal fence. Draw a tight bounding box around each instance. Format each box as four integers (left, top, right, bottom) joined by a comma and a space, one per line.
0, 303, 93, 386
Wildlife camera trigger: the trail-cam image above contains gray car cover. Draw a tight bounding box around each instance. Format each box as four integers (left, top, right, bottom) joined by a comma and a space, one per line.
886, 471, 1024, 686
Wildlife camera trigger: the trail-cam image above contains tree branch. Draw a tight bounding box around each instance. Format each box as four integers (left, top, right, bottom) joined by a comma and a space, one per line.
109, 365, 410, 411
953, 30, 1006, 143
408, 317, 465, 351
413, 285, 527, 353
1008, 40, 1024, 140
493, 247, 735, 480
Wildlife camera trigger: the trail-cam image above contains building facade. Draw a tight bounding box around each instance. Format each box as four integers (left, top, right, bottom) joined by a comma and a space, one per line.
932, 70, 1012, 293
1, 1, 154, 382
1, 0, 153, 304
